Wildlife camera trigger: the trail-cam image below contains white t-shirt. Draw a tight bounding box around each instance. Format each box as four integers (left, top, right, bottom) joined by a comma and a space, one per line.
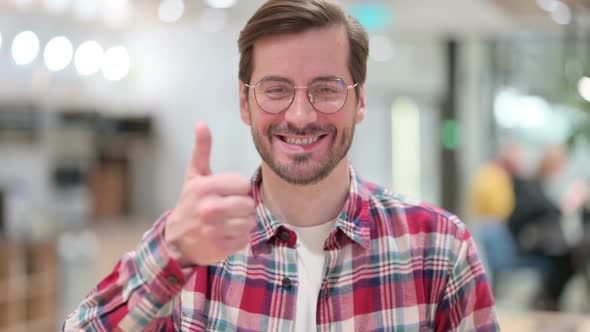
286, 220, 337, 332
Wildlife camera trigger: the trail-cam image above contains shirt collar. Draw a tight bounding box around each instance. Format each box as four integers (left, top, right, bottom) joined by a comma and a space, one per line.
249, 165, 372, 252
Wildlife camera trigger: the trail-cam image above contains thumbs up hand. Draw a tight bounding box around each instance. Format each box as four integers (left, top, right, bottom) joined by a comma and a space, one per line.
165, 122, 257, 266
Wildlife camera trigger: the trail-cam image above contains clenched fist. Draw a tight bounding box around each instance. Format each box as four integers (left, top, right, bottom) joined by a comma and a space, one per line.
165, 122, 256, 266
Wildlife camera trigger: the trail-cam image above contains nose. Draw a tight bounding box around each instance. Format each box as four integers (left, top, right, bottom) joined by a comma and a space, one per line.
283, 88, 318, 128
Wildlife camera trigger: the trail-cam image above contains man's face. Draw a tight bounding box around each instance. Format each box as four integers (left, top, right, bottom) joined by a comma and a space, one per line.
239, 25, 366, 185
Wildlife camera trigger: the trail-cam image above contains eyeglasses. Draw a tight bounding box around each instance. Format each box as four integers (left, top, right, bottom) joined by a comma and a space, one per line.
245, 77, 358, 114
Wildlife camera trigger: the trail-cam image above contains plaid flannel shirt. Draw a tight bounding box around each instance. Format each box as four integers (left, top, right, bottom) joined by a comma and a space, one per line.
64, 166, 499, 331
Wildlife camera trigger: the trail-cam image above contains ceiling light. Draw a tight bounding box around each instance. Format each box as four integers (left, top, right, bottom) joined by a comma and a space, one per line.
75, 41, 104, 75
44, 36, 74, 72
551, 2, 571, 25
578, 76, 590, 102
12, 30, 40, 65
206, 0, 237, 9
158, 0, 184, 23
102, 46, 130, 81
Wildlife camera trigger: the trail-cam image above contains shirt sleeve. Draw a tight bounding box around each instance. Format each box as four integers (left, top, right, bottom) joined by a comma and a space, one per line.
434, 227, 501, 332
62, 212, 193, 332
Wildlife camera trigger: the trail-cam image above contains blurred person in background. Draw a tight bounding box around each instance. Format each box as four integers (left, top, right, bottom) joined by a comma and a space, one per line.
63, 0, 499, 331
466, 142, 525, 287
508, 144, 589, 311
467, 142, 525, 224
567, 178, 590, 300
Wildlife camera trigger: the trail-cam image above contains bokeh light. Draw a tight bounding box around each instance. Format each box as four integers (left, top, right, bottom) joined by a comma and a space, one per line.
44, 36, 74, 72
104, 0, 130, 27
11, 30, 40, 65
74, 41, 104, 76
551, 2, 571, 25
349, 4, 393, 32
536, 0, 560, 12
578, 77, 590, 102
158, 0, 184, 23
206, 0, 237, 9
494, 90, 550, 129
102, 46, 130, 81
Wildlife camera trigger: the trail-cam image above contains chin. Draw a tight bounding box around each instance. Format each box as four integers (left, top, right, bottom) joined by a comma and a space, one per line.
270, 159, 338, 185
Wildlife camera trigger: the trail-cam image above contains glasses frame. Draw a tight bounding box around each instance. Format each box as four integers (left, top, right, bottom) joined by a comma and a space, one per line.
244, 78, 358, 114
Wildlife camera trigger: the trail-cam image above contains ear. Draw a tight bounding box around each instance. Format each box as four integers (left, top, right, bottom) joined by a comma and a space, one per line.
239, 81, 251, 126
355, 84, 366, 124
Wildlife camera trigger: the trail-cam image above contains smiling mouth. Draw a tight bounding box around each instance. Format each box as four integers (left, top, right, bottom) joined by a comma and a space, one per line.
277, 135, 327, 145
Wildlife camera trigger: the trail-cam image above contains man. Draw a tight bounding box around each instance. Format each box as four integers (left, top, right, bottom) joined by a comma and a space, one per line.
64, 0, 499, 331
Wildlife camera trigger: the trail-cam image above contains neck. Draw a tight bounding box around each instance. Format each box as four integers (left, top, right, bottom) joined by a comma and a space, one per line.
259, 159, 350, 227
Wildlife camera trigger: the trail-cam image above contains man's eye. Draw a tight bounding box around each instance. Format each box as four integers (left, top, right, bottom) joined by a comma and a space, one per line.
320, 88, 338, 93
266, 87, 287, 94
312, 85, 339, 94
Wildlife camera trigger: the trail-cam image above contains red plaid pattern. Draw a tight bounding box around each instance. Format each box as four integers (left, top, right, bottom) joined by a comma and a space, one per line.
63, 167, 499, 331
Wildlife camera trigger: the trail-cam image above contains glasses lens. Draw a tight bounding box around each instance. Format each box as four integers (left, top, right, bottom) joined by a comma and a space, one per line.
254, 79, 294, 113
308, 79, 348, 113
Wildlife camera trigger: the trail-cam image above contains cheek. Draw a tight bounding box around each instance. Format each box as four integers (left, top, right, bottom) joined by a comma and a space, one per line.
244, 99, 263, 125
333, 110, 356, 129
251, 113, 279, 137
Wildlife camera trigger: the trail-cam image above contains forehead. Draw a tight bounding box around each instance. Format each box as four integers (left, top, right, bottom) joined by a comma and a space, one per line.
250, 25, 351, 83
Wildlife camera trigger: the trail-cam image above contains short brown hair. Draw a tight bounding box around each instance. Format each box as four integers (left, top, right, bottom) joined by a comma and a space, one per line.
238, 0, 369, 97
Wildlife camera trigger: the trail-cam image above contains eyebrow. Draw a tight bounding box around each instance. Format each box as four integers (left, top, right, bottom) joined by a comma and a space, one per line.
259, 75, 293, 83
258, 75, 345, 84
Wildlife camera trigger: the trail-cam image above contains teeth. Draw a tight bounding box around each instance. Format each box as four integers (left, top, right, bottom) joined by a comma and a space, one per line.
284, 136, 320, 145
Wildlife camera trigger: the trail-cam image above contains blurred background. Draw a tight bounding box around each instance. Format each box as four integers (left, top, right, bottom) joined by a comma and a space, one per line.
0, 0, 589, 331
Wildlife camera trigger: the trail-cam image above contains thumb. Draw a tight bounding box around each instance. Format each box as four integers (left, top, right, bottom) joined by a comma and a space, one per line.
188, 122, 212, 177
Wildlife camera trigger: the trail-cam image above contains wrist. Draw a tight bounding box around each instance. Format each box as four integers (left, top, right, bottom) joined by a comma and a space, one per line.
163, 215, 196, 268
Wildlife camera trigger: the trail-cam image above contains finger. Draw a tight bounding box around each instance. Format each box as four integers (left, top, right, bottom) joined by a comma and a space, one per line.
221, 235, 251, 254
199, 173, 252, 196
197, 197, 256, 224
222, 217, 257, 237
201, 221, 252, 244
188, 122, 212, 177
220, 196, 256, 218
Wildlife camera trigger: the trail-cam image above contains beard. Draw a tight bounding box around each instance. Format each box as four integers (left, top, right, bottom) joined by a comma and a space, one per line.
250, 119, 355, 186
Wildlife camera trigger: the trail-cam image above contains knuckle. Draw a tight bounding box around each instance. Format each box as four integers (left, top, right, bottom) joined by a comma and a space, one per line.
197, 202, 221, 220
200, 225, 217, 238
236, 197, 255, 212
228, 173, 251, 190
185, 178, 208, 197
238, 219, 255, 233
230, 224, 247, 235
240, 181, 252, 192
195, 179, 213, 196
246, 198, 256, 211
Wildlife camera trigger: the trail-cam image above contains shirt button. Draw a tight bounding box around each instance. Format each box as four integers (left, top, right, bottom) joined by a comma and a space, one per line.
281, 277, 292, 288
279, 230, 290, 242
167, 275, 179, 286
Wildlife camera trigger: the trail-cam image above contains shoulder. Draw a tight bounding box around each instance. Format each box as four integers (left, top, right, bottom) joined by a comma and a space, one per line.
364, 181, 468, 241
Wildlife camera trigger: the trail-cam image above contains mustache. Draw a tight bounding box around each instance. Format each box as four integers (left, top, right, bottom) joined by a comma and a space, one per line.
269, 123, 336, 136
